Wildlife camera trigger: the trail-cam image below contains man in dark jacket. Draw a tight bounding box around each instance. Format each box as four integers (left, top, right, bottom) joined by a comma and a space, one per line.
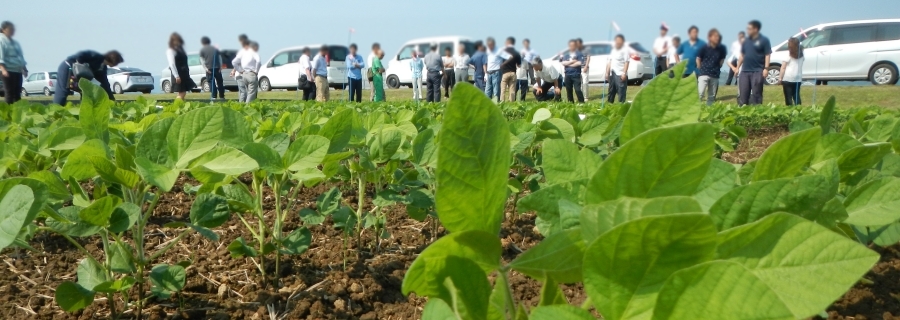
499, 37, 521, 102
200, 36, 224, 100
53, 50, 123, 106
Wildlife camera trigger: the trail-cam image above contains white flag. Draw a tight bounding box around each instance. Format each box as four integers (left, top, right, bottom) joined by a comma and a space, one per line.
612, 21, 621, 32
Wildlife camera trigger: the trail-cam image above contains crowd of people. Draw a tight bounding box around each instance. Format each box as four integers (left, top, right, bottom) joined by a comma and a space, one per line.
0, 19, 805, 107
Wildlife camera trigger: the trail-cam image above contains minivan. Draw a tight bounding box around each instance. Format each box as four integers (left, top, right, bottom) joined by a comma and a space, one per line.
160, 50, 239, 93
257, 45, 349, 91
384, 36, 476, 89
768, 19, 900, 85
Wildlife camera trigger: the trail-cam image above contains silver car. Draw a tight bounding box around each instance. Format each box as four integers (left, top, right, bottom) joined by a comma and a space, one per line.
107, 67, 154, 94
22, 71, 57, 96
159, 49, 239, 93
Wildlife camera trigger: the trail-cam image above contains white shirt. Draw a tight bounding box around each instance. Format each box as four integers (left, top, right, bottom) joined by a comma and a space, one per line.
367, 53, 377, 72
667, 45, 679, 65
298, 54, 312, 78
729, 40, 743, 61
454, 54, 470, 70
782, 56, 804, 82
166, 48, 179, 76
533, 66, 560, 86
516, 64, 528, 80
608, 46, 630, 75
232, 48, 261, 73
653, 36, 671, 56
521, 48, 537, 64
486, 47, 504, 71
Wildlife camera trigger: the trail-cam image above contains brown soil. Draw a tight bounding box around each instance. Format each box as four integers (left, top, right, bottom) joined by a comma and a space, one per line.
816, 245, 900, 320
722, 125, 791, 164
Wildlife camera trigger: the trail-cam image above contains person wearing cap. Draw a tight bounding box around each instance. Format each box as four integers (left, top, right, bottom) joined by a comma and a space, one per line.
423, 43, 443, 102
531, 57, 562, 102
653, 23, 672, 75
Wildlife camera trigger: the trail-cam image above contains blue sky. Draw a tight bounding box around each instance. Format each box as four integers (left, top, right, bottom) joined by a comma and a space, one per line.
5, 0, 898, 76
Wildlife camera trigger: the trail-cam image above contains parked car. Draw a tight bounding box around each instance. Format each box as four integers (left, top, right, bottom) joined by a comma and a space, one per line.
107, 67, 154, 94
22, 71, 57, 96
257, 45, 349, 91
546, 41, 650, 85
384, 36, 477, 89
767, 19, 900, 85
160, 49, 239, 93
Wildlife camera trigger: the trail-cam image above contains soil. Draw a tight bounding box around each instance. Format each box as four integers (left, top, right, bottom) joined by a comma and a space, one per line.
722, 125, 791, 164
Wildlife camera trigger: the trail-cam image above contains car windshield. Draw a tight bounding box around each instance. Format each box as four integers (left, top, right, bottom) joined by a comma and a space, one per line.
49, 72, 58, 79
120, 68, 144, 72
328, 46, 349, 62
461, 41, 476, 55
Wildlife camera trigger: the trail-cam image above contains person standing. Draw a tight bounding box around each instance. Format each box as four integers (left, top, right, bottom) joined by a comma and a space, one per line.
298, 47, 315, 101
234, 35, 249, 102
372, 49, 386, 102
469, 41, 487, 91
668, 36, 681, 68
779, 37, 804, 106
696, 29, 728, 106
0, 21, 26, 104
200, 36, 225, 100
531, 57, 563, 101
424, 43, 443, 102
737, 20, 772, 106
562, 39, 585, 103
484, 37, 504, 102
726, 32, 745, 86
441, 47, 455, 98
677, 26, 706, 78
499, 37, 521, 102
578, 38, 591, 101
521, 39, 537, 84
367, 42, 380, 101
311, 45, 330, 102
454, 46, 470, 93
167, 33, 196, 100
514, 58, 529, 101
410, 50, 424, 101
346, 43, 365, 103
232, 41, 261, 103
53, 50, 123, 106
606, 34, 630, 104
653, 23, 672, 75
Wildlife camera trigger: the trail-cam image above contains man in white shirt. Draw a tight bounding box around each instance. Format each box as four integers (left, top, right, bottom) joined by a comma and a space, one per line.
298, 47, 315, 101
231, 36, 249, 102
577, 38, 591, 101
484, 37, 504, 102
521, 38, 537, 84
530, 57, 562, 101
311, 45, 330, 102
231, 40, 261, 103
605, 34, 630, 104
367, 42, 380, 101
453, 46, 470, 94
653, 23, 672, 76
726, 31, 745, 86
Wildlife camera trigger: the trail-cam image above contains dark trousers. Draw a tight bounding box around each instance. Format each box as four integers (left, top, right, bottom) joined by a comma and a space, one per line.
1, 72, 23, 104
348, 78, 362, 102
782, 81, 801, 106
655, 56, 668, 76
302, 82, 316, 101
534, 76, 563, 101
474, 73, 485, 91
725, 59, 738, 85
514, 79, 528, 101
442, 69, 455, 97
54, 61, 72, 105
738, 71, 764, 106
426, 71, 441, 103
209, 68, 224, 99
564, 74, 584, 103
608, 71, 627, 103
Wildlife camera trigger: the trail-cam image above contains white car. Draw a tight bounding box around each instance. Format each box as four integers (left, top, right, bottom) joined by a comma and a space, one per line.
767, 19, 900, 85
546, 41, 651, 85
384, 36, 477, 89
21, 71, 57, 96
257, 45, 349, 91
107, 67, 154, 94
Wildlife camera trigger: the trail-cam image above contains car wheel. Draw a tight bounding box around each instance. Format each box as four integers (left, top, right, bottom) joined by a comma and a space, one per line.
765, 66, 780, 85
628, 79, 644, 86
201, 79, 210, 92
21, 88, 27, 97
259, 77, 271, 92
386, 75, 400, 89
870, 63, 898, 85
113, 83, 124, 94
162, 80, 172, 93
44, 87, 52, 96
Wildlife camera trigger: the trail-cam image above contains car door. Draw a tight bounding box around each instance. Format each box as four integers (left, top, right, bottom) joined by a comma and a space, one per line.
796, 27, 834, 80
265, 51, 291, 88
187, 54, 203, 88
23, 73, 39, 93
828, 24, 878, 78
393, 45, 415, 84
586, 44, 611, 82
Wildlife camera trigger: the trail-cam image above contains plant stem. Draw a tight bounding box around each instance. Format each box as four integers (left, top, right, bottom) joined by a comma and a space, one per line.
100, 231, 117, 319
252, 176, 267, 283
272, 176, 284, 288
148, 229, 191, 261
134, 189, 161, 320
499, 271, 516, 320
356, 173, 366, 251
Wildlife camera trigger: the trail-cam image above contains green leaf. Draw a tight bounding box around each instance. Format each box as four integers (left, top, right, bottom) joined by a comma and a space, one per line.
27, 171, 69, 203
94, 277, 136, 293
518, 180, 587, 227
510, 228, 585, 284
46, 206, 100, 237
752, 127, 821, 182
150, 264, 186, 293
820, 96, 836, 135
403, 230, 501, 297
280, 227, 312, 255
228, 237, 258, 258
717, 213, 879, 318
436, 84, 510, 235
79, 79, 112, 144
108, 202, 141, 234
693, 159, 737, 211
109, 241, 136, 274
368, 126, 405, 163
532, 108, 552, 123
167, 107, 251, 168
90, 156, 140, 188
487, 273, 511, 320
413, 127, 439, 167
540, 118, 576, 142
811, 133, 862, 167
242, 142, 284, 173
55, 281, 94, 312
135, 157, 179, 192
189, 193, 231, 228
0, 185, 35, 250
46, 126, 86, 151
284, 135, 330, 171
580, 196, 702, 244
620, 62, 701, 143
838, 143, 892, 174
61, 139, 108, 181
423, 299, 458, 320
541, 140, 602, 186
529, 305, 594, 320
135, 117, 174, 165
77, 258, 108, 291
586, 123, 715, 204
584, 214, 718, 320
438, 257, 492, 320
709, 175, 835, 230
844, 177, 900, 226
189, 145, 259, 176
537, 278, 568, 306
319, 108, 355, 153
260, 133, 291, 156
652, 261, 793, 320
79, 196, 122, 227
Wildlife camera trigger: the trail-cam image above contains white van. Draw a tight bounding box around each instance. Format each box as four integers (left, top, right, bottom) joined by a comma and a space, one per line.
767, 19, 900, 85
384, 36, 477, 89
258, 44, 349, 91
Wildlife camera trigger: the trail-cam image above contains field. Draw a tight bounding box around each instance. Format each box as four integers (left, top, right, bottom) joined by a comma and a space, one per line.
3, 64, 900, 320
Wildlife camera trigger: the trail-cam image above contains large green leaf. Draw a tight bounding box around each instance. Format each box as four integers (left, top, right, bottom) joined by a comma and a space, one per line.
367, 126, 404, 164
692, 159, 737, 211
188, 145, 259, 176
422, 299, 458, 320
284, 135, 330, 171
135, 157, 179, 192
844, 177, 900, 226
541, 140, 602, 186
585, 123, 714, 204
46, 206, 101, 237
167, 107, 251, 168
620, 62, 700, 143
510, 228, 585, 283
45, 126, 86, 151
413, 127, 439, 168
584, 214, 718, 320
78, 79, 112, 144
717, 213, 879, 318
820, 96, 836, 135
280, 227, 312, 255
0, 178, 48, 226
652, 261, 793, 320
811, 133, 862, 167
242, 142, 284, 174
55, 281, 94, 312
189, 193, 231, 229
438, 257, 492, 320
709, 175, 835, 230
529, 305, 595, 320
135, 117, 174, 165
518, 180, 587, 223
0, 185, 34, 250
838, 143, 892, 174
79, 196, 122, 227
403, 230, 501, 297
580, 196, 702, 244
108, 203, 141, 234
149, 264, 186, 293
318, 108, 355, 153
751, 127, 820, 182
90, 156, 140, 188
77, 258, 108, 291
61, 139, 108, 180
436, 84, 510, 234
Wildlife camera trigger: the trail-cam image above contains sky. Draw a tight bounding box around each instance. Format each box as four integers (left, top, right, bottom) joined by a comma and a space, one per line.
5, 0, 899, 84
